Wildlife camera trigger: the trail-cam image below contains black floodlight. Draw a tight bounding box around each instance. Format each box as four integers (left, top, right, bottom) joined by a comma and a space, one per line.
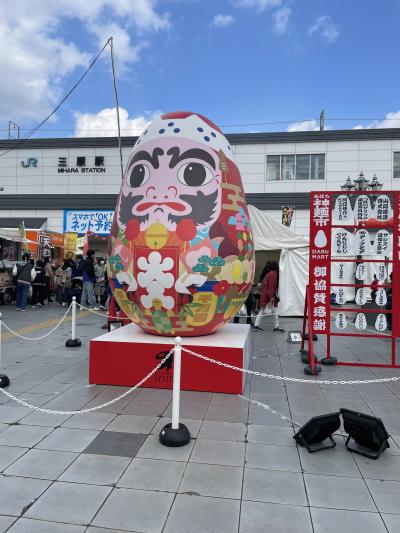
0, 374, 10, 388
340, 408, 390, 460
108, 320, 124, 332
293, 412, 341, 453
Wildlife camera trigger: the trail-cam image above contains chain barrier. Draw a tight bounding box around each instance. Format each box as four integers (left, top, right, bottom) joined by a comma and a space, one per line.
239, 394, 302, 427
79, 304, 257, 321
77, 303, 119, 320
0, 348, 174, 415
1, 303, 73, 340
181, 346, 400, 385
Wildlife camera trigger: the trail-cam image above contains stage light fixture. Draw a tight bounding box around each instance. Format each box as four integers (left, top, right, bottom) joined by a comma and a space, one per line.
340, 408, 390, 460
0, 374, 10, 388
293, 412, 341, 453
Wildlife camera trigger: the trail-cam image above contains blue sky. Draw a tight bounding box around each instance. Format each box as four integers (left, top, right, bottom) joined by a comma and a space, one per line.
1, 0, 399, 138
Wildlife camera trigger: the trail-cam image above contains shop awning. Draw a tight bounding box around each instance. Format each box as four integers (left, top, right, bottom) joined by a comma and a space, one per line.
0, 218, 47, 229
0, 228, 37, 243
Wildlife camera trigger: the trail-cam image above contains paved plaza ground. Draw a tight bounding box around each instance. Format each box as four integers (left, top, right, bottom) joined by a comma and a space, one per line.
0, 305, 399, 532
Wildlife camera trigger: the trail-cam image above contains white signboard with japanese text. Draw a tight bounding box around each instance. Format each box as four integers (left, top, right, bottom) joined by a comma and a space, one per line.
64, 210, 114, 235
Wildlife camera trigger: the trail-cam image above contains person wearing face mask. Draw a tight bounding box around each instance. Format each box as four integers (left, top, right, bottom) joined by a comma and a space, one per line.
94, 257, 106, 305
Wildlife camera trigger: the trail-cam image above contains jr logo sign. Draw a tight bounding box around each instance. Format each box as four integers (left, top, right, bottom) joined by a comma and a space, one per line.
21, 157, 38, 168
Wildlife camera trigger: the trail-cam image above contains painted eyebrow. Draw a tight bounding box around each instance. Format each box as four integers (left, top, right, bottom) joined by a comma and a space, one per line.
167, 147, 216, 170
129, 148, 164, 169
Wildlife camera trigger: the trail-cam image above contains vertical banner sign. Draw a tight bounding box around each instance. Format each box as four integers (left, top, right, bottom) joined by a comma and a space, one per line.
64, 232, 78, 257
19, 220, 29, 256
309, 193, 332, 335
39, 232, 52, 259
393, 192, 400, 337
282, 206, 295, 227
309, 190, 399, 368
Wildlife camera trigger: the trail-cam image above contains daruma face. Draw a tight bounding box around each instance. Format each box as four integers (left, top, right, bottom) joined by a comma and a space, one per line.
108, 111, 255, 336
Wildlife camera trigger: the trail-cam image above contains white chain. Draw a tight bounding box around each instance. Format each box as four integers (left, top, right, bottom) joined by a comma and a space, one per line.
181, 346, 400, 385
77, 303, 120, 320
80, 304, 256, 322
239, 394, 301, 427
2, 303, 73, 340
0, 348, 174, 414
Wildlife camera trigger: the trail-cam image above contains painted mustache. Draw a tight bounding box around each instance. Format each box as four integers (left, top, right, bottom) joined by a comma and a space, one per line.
136, 201, 187, 213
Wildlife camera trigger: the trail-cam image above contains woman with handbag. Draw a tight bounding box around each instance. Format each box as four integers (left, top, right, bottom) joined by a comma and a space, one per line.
253, 261, 284, 332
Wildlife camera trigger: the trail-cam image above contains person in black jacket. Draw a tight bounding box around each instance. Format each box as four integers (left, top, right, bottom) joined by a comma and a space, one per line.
13, 255, 36, 311
32, 260, 46, 308
80, 250, 99, 310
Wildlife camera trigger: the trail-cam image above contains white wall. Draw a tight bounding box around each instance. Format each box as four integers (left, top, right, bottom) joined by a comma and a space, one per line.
1, 138, 398, 195
6, 146, 131, 195
232, 138, 400, 194
0, 137, 399, 238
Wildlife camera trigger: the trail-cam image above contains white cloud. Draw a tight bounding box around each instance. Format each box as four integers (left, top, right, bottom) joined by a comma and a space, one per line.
0, 1, 170, 122
211, 14, 235, 28
273, 6, 291, 33
308, 15, 339, 44
74, 107, 161, 137
353, 111, 400, 130
233, 0, 282, 13
287, 119, 319, 132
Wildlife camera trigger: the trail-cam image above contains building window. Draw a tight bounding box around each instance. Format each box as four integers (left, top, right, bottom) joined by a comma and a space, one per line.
282, 155, 295, 180
266, 154, 325, 181
296, 154, 309, 180
266, 155, 280, 181
394, 152, 400, 179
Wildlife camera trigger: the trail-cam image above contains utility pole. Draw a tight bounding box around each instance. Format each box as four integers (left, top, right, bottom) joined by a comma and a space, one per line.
320, 110, 325, 131
8, 121, 20, 139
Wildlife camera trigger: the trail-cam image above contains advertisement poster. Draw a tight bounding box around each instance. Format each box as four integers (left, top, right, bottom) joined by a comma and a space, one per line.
64, 232, 78, 257
309, 193, 331, 335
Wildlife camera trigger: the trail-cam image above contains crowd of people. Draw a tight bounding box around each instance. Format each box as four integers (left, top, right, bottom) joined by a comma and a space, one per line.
13, 250, 110, 312
13, 250, 282, 331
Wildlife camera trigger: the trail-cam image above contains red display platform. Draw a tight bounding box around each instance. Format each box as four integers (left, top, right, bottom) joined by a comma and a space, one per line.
89, 323, 251, 394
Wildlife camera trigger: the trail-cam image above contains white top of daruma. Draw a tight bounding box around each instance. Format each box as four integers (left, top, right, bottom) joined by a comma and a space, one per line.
92, 322, 250, 349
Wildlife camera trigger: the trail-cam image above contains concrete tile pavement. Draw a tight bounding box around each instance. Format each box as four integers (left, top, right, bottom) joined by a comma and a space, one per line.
0, 306, 398, 531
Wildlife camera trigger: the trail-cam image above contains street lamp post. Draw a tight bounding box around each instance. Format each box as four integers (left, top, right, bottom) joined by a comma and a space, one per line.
341, 172, 383, 193
353, 171, 370, 191
368, 174, 383, 192
340, 176, 356, 192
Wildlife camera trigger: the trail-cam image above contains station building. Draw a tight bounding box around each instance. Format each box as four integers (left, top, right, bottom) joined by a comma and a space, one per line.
0, 127, 399, 257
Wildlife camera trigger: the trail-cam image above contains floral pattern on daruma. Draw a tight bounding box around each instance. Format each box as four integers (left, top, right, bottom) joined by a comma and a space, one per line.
108, 111, 255, 336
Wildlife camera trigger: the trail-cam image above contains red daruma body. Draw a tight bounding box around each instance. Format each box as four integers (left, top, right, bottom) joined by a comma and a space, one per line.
108, 111, 255, 336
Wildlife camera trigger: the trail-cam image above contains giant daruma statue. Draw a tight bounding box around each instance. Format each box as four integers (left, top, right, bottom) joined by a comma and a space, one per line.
108, 111, 255, 336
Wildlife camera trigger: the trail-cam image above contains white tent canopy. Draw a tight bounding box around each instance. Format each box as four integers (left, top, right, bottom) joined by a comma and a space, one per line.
248, 205, 309, 316
249, 205, 309, 251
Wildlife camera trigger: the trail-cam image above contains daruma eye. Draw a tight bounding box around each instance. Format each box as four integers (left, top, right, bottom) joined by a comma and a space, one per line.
128, 164, 150, 187
177, 162, 214, 187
